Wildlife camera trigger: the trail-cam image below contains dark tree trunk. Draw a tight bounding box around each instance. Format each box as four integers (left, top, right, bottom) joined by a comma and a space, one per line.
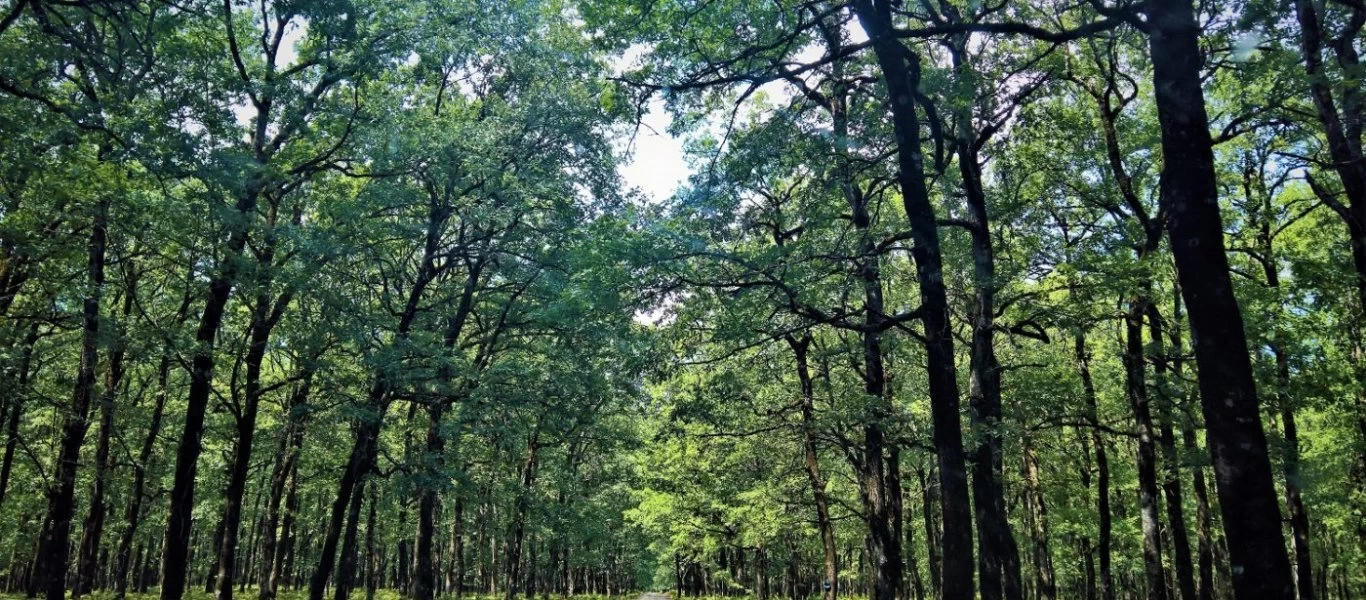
115, 283, 192, 599
162, 182, 263, 600
1125, 295, 1169, 600
1167, 289, 1216, 600
505, 431, 540, 600
205, 519, 227, 594
334, 459, 370, 600
1021, 440, 1055, 600
1278, 376, 1314, 600
940, 34, 1025, 600
217, 198, 299, 600
1145, 0, 1296, 596
34, 199, 106, 600
415, 261, 481, 600
849, 5, 973, 597
454, 497, 465, 600
918, 467, 941, 600
1295, 0, 1366, 551
1294, 0, 1366, 317
76, 269, 133, 596
1148, 304, 1197, 600
1243, 163, 1318, 600
216, 297, 283, 600
114, 350, 171, 597
309, 199, 448, 600
0, 322, 41, 516
1075, 333, 1114, 600
788, 335, 839, 600
365, 482, 378, 600
260, 376, 312, 600
816, 36, 905, 600
413, 400, 443, 600
272, 456, 302, 595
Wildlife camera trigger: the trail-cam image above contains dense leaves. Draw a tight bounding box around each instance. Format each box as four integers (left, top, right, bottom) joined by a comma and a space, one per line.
0, 1, 1363, 600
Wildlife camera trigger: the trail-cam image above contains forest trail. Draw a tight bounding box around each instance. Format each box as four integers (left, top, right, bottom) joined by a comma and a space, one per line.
637, 592, 671, 600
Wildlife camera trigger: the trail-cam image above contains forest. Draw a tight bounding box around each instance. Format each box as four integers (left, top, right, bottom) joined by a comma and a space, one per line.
0, 0, 1362, 600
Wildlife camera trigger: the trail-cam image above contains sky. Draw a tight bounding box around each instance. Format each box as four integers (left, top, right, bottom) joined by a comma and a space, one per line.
616, 99, 691, 204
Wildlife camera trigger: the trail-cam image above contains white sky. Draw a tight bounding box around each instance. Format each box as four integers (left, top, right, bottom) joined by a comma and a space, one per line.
616, 99, 691, 204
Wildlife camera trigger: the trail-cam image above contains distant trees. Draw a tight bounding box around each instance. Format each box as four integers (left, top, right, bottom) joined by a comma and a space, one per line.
0, 0, 1363, 599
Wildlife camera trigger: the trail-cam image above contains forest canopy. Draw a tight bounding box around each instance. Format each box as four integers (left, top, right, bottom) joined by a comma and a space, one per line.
0, 1, 1362, 600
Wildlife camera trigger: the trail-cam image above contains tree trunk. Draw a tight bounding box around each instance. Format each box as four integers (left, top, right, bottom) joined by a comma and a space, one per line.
1146, 304, 1197, 600
415, 261, 481, 600
454, 497, 465, 600
1075, 332, 1114, 600
217, 277, 293, 600
34, 198, 106, 600
365, 482, 378, 600
505, 430, 541, 600
941, 35, 1025, 600
1144, 0, 1296, 596
0, 322, 41, 517
76, 270, 132, 596
849, 5, 973, 597
413, 400, 444, 600
1125, 294, 1169, 600
1021, 439, 1055, 600
334, 459, 370, 600
259, 376, 312, 600
918, 467, 941, 600
1147, 1, 1294, 600
788, 335, 839, 600
309, 199, 447, 600
115, 283, 192, 599
272, 455, 302, 595
163, 180, 264, 600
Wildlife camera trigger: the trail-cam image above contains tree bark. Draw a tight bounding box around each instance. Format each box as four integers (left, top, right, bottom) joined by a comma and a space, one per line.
505, 430, 541, 600
162, 177, 264, 600
259, 375, 313, 600
1021, 439, 1055, 600
0, 322, 41, 517
848, 5, 973, 597
365, 482, 378, 600
788, 335, 839, 600
1148, 305, 1196, 600
114, 348, 174, 598
76, 261, 135, 596
1125, 295, 1168, 600
1075, 332, 1114, 600
334, 458, 370, 600
1144, 0, 1296, 596
938, 32, 1025, 600
272, 458, 302, 594
33, 198, 106, 600
308, 198, 449, 600
415, 259, 482, 600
